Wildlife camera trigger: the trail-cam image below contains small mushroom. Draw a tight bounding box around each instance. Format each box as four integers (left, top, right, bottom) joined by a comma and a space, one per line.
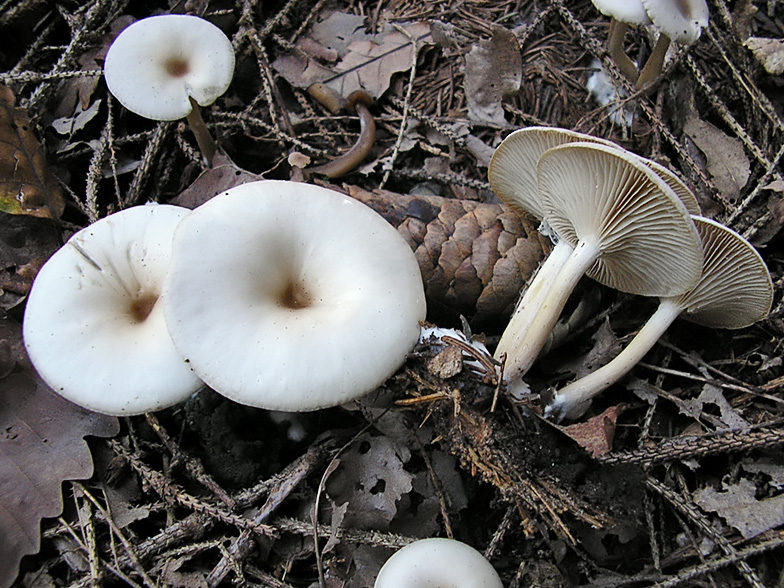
374, 538, 503, 588
636, 0, 709, 88
494, 141, 703, 384
23, 204, 202, 415
591, 0, 652, 82
546, 216, 773, 421
103, 14, 235, 164
162, 180, 426, 411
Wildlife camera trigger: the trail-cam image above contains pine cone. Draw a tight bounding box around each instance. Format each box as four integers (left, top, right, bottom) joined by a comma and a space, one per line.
347, 186, 548, 330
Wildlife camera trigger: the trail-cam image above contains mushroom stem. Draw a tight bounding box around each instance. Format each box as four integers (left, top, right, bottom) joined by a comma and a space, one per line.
186, 97, 218, 166
606, 20, 640, 82
635, 33, 671, 89
494, 239, 573, 366
546, 298, 682, 421
500, 238, 601, 383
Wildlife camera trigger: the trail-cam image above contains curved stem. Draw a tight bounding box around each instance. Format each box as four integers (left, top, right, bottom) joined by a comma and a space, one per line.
495, 239, 573, 365
607, 20, 639, 83
186, 98, 217, 166
636, 34, 671, 89
546, 298, 683, 421
501, 239, 601, 383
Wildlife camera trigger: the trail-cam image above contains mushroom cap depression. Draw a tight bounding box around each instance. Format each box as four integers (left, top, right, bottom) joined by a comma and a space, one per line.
536, 141, 703, 297
23, 204, 202, 415
162, 180, 426, 411
374, 538, 503, 588
104, 14, 235, 121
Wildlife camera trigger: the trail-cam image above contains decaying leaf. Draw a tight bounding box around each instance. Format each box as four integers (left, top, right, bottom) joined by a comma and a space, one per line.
744, 37, 784, 75
272, 11, 431, 99
326, 432, 413, 530
694, 478, 784, 539
679, 384, 750, 431
0, 346, 119, 586
683, 113, 750, 203
170, 153, 264, 209
558, 405, 626, 458
464, 25, 522, 126
0, 86, 65, 220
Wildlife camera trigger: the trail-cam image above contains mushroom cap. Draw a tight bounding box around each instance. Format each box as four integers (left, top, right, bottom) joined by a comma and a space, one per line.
591, 0, 652, 25
488, 126, 619, 220
104, 14, 235, 121
374, 538, 503, 588
677, 216, 772, 328
23, 204, 202, 416
640, 157, 701, 215
641, 0, 709, 44
537, 141, 703, 297
162, 180, 426, 411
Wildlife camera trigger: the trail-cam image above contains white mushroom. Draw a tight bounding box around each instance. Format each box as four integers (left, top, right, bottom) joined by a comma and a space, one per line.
591, 0, 652, 82
546, 216, 773, 421
636, 0, 710, 87
23, 204, 202, 415
494, 141, 703, 385
103, 14, 235, 163
162, 180, 426, 411
374, 538, 503, 588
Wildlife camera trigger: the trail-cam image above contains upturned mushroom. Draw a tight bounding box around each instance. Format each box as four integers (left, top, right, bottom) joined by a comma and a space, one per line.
23, 204, 202, 415
103, 14, 235, 164
374, 538, 503, 588
545, 216, 773, 421
494, 141, 703, 385
162, 180, 426, 411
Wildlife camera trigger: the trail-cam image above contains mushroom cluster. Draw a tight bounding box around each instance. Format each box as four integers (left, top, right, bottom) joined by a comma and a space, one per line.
488, 126, 772, 420
23, 181, 427, 415
591, 0, 710, 87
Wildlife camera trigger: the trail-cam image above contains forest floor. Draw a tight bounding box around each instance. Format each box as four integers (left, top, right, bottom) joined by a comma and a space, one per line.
2, 0, 784, 587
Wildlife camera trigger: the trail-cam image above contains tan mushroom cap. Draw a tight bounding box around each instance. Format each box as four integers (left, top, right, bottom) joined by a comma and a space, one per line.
591, 0, 651, 25
537, 141, 703, 297
678, 216, 772, 328
488, 127, 619, 220
641, 0, 709, 44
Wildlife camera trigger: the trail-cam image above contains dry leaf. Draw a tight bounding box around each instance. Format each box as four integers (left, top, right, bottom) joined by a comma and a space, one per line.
0, 86, 65, 219
694, 478, 784, 539
683, 114, 750, 203
272, 13, 431, 99
326, 432, 413, 530
558, 404, 626, 458
170, 153, 264, 209
464, 26, 522, 126
679, 384, 750, 431
744, 37, 784, 75
0, 318, 119, 587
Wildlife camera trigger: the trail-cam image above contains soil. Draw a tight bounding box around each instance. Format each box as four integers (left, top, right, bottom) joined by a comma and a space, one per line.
3, 0, 784, 587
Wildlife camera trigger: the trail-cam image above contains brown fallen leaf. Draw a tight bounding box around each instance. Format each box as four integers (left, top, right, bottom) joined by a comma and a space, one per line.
0, 318, 119, 588
272, 12, 431, 100
558, 404, 626, 458
0, 86, 65, 220
693, 478, 784, 540
744, 37, 784, 75
464, 25, 522, 126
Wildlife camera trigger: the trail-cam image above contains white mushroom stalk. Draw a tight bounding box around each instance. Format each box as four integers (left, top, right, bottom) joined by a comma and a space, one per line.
495, 141, 703, 384
374, 538, 503, 588
23, 204, 202, 416
546, 216, 773, 421
162, 180, 426, 411
104, 14, 235, 164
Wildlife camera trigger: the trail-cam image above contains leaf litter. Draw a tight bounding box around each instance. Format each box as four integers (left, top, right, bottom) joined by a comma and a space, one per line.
2, 0, 784, 587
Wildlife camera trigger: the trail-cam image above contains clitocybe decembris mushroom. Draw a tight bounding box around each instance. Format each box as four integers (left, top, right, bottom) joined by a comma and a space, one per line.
162, 180, 426, 411
494, 141, 703, 385
546, 216, 773, 421
103, 14, 235, 164
635, 0, 709, 88
23, 204, 202, 416
374, 538, 503, 588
